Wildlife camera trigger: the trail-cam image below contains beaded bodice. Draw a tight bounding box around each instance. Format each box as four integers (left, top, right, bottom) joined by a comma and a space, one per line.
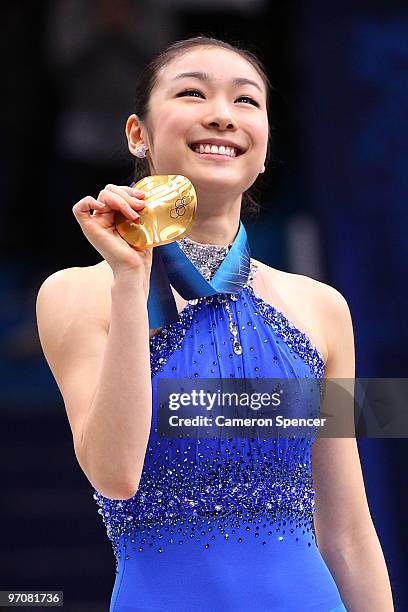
175, 234, 258, 284
176, 234, 234, 281
93, 241, 325, 570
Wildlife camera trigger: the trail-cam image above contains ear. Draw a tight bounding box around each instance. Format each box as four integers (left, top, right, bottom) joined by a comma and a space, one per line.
125, 114, 148, 157
260, 164, 266, 174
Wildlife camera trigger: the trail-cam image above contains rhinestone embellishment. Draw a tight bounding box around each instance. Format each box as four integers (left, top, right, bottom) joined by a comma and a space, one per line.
176, 235, 233, 282
93, 437, 316, 565
92, 276, 325, 569
176, 234, 258, 356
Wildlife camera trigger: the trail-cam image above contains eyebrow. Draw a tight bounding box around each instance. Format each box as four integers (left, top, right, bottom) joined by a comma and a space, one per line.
171, 71, 263, 93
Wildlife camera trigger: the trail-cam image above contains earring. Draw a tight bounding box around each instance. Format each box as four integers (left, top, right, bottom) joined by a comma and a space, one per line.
135, 144, 147, 158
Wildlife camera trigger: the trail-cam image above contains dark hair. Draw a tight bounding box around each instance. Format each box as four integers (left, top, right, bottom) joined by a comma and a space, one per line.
130, 35, 273, 219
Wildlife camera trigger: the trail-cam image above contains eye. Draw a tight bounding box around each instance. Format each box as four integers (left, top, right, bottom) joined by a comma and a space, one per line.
176, 89, 204, 98
176, 89, 260, 107
236, 96, 260, 107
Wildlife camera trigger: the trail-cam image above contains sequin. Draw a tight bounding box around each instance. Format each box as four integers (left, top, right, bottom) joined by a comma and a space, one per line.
92, 248, 325, 573
149, 284, 324, 380
176, 235, 233, 282
93, 437, 316, 565
247, 285, 325, 380
175, 236, 257, 356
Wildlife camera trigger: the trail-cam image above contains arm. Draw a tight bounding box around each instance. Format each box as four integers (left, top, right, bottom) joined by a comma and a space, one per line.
312, 285, 394, 611
36, 266, 151, 500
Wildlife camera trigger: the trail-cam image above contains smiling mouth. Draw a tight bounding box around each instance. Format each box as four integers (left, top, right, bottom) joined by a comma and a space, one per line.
188, 143, 243, 158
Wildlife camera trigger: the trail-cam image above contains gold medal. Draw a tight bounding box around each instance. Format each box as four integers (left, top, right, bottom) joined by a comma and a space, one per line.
114, 175, 197, 250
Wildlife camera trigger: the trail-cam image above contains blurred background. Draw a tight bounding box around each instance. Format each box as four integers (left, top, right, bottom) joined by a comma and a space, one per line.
1, 0, 406, 610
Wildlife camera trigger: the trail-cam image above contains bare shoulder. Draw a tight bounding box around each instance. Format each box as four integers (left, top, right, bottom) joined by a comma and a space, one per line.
251, 258, 352, 365
252, 257, 347, 299
36, 259, 112, 332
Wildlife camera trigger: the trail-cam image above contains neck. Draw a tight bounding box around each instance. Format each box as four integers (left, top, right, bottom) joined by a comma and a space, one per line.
184, 191, 242, 245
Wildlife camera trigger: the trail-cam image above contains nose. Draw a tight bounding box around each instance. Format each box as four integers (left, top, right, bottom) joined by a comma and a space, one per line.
207, 117, 237, 130
203, 100, 238, 130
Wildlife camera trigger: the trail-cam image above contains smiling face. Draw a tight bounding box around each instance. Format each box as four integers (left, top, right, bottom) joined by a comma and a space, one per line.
128, 46, 269, 200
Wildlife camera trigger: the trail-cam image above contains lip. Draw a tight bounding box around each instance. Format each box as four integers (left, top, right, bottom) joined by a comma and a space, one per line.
189, 148, 238, 161
188, 139, 245, 155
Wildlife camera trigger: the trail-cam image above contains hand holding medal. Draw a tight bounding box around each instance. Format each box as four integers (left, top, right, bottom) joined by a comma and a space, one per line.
114, 175, 197, 250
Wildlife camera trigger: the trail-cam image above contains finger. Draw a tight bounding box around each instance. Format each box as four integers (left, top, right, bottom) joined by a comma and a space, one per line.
98, 189, 141, 220
120, 185, 146, 198
72, 196, 105, 221
101, 183, 146, 209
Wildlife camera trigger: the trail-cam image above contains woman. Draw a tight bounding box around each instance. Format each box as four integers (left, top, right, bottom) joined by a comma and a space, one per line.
36, 36, 393, 611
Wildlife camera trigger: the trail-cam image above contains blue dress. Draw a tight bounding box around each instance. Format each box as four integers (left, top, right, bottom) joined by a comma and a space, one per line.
93, 282, 347, 611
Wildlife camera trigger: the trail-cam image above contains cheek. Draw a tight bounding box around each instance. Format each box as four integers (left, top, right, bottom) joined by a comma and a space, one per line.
156, 123, 188, 157
166, 107, 192, 131
252, 112, 269, 140
149, 107, 185, 144
254, 133, 269, 161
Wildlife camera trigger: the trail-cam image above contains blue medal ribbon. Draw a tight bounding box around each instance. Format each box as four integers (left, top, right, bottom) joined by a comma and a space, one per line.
147, 220, 251, 329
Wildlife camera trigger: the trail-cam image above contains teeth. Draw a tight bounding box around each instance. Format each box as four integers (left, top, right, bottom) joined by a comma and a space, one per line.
193, 143, 238, 157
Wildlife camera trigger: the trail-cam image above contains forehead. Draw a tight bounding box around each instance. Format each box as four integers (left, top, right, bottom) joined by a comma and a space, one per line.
155, 46, 266, 94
